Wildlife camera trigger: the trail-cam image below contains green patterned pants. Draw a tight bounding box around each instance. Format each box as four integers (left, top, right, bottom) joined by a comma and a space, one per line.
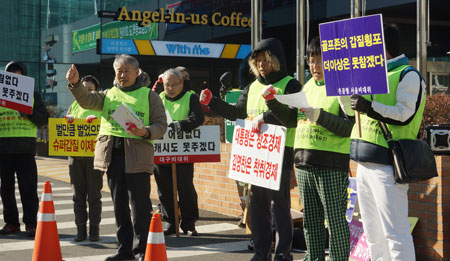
296, 166, 350, 261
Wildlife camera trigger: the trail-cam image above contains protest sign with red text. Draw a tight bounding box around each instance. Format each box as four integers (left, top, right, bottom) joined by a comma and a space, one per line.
0, 70, 34, 114
154, 125, 220, 164
228, 119, 286, 191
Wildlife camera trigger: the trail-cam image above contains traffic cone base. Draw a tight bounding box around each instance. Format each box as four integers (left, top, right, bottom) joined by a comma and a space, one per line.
144, 213, 168, 261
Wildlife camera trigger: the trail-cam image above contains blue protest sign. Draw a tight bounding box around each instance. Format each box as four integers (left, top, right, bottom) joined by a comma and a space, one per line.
319, 14, 388, 96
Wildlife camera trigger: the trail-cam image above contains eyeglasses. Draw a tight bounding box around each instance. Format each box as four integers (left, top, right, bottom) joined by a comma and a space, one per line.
164, 81, 182, 88
308, 61, 323, 67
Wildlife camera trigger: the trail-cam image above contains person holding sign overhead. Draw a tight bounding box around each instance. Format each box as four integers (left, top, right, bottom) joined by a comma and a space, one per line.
0, 61, 49, 238
64, 75, 103, 242
154, 68, 204, 236
200, 38, 301, 261
66, 54, 167, 261
345, 24, 426, 261
264, 36, 354, 261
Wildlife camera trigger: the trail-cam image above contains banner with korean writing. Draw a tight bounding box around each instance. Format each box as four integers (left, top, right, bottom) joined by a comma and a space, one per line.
48, 118, 100, 157
72, 21, 158, 53
0, 70, 34, 114
349, 219, 370, 261
228, 119, 286, 191
346, 177, 358, 223
319, 14, 388, 96
154, 125, 220, 164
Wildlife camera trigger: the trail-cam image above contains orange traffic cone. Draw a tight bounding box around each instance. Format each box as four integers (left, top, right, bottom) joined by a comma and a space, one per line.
144, 213, 168, 261
32, 181, 62, 261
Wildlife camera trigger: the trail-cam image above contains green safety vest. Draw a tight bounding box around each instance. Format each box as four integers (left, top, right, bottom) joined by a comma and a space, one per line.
350, 65, 426, 148
294, 79, 350, 154
160, 92, 192, 121
98, 86, 152, 143
0, 106, 37, 138
70, 101, 102, 119
246, 76, 296, 148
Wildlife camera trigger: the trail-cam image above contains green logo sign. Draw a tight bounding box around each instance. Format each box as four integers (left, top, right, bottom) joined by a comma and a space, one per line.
72, 21, 158, 53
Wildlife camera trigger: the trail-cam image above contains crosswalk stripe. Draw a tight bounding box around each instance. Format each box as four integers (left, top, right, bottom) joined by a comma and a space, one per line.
0, 198, 113, 209
63, 241, 250, 261
0, 223, 239, 252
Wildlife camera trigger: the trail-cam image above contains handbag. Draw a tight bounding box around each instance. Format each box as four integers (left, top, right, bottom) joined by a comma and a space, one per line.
378, 121, 438, 184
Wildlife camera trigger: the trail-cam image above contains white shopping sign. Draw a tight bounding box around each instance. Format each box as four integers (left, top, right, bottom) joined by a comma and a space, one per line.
0, 70, 34, 114
228, 119, 286, 191
154, 125, 221, 164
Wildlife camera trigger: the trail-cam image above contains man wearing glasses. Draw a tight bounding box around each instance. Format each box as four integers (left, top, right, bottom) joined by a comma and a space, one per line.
154, 68, 204, 236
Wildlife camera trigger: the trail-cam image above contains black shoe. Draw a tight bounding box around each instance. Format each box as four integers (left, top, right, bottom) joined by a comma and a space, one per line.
104, 252, 136, 261
25, 224, 36, 237
0, 223, 21, 235
163, 223, 175, 236
74, 226, 87, 242
247, 239, 254, 251
89, 225, 100, 242
182, 229, 198, 236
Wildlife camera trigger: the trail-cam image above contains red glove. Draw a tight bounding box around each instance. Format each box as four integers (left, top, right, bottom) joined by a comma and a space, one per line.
64, 115, 74, 124
199, 89, 212, 105
152, 77, 163, 92
86, 115, 97, 123
125, 122, 137, 131
261, 85, 277, 101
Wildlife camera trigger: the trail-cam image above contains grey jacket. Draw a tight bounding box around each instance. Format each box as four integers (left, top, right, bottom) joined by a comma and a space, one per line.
68, 80, 167, 173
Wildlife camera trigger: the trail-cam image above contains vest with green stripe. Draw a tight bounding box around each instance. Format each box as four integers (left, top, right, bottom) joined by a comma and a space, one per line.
0, 106, 36, 138
99, 86, 152, 143
246, 76, 295, 147
350, 65, 426, 148
70, 101, 102, 119
159, 91, 192, 121
294, 79, 350, 154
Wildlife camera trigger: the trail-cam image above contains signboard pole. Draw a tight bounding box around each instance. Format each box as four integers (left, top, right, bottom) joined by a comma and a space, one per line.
243, 184, 252, 234
351, 0, 362, 137
171, 163, 180, 237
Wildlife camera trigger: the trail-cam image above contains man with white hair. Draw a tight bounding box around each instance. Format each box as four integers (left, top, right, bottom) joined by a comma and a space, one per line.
66, 54, 167, 261
154, 68, 204, 236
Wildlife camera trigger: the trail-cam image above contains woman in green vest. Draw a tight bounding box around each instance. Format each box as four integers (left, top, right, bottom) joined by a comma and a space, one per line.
265, 36, 354, 261
154, 68, 204, 236
200, 38, 302, 261
65, 75, 103, 242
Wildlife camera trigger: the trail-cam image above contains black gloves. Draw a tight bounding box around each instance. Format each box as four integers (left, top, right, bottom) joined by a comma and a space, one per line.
350, 94, 371, 113
219, 72, 233, 99
169, 121, 181, 132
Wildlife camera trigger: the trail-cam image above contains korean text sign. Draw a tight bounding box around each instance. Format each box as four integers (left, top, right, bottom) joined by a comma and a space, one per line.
0, 70, 34, 114
319, 14, 388, 96
228, 119, 286, 191
154, 125, 220, 164
48, 118, 100, 157
349, 219, 370, 261
346, 177, 358, 223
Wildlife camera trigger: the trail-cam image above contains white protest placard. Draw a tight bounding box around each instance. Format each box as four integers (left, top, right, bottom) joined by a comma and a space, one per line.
111, 102, 144, 131
154, 125, 220, 164
274, 91, 309, 109
228, 119, 286, 191
0, 70, 34, 114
